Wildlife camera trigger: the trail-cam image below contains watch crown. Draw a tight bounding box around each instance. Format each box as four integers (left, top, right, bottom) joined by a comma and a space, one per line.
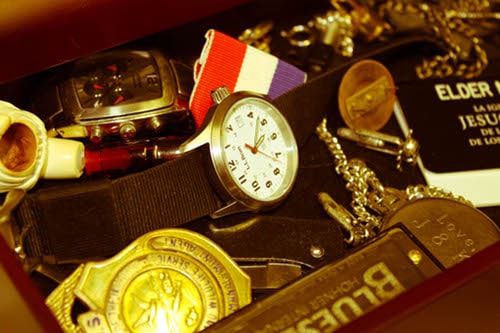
210, 86, 230, 104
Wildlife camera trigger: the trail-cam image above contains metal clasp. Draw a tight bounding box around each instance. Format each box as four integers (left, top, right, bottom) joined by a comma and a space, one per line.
318, 192, 372, 246
367, 186, 408, 218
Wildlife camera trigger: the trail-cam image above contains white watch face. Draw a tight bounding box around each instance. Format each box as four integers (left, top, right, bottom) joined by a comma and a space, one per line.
215, 96, 298, 205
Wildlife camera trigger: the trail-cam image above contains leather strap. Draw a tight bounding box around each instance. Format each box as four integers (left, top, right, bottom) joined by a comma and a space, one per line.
13, 35, 437, 263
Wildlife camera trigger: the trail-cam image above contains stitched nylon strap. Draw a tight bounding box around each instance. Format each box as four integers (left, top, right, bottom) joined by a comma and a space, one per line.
15, 146, 223, 262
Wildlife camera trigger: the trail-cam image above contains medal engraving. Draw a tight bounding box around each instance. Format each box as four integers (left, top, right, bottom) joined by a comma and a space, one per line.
46, 229, 251, 333
384, 197, 500, 268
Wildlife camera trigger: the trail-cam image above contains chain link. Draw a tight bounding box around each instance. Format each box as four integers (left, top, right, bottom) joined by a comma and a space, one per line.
405, 183, 472, 205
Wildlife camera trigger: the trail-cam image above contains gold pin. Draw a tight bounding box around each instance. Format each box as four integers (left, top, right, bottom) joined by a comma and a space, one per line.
337, 127, 419, 171
338, 59, 396, 131
331, 0, 391, 42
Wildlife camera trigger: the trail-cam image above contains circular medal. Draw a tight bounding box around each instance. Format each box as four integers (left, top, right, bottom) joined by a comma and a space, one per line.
338, 59, 396, 131
46, 228, 251, 333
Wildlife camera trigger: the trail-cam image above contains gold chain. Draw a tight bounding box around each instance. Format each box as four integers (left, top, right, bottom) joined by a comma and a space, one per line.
316, 119, 383, 232
405, 183, 471, 205
316, 118, 471, 243
377, 0, 491, 79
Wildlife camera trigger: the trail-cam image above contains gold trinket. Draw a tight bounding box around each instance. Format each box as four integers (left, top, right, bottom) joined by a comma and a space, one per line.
377, 0, 493, 79
280, 24, 316, 48
331, 0, 391, 42
238, 20, 274, 53
46, 228, 251, 333
308, 9, 355, 57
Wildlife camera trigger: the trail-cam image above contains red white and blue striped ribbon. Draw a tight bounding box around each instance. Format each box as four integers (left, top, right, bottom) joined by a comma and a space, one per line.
189, 29, 307, 128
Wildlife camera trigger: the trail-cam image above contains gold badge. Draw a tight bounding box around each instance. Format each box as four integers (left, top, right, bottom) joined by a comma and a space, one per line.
46, 228, 251, 333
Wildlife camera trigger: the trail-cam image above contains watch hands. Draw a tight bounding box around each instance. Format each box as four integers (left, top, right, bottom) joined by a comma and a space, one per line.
113, 94, 125, 105
252, 116, 265, 150
244, 143, 282, 164
253, 116, 260, 147
255, 134, 264, 149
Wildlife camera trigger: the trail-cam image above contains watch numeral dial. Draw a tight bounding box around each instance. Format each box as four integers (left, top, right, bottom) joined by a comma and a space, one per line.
228, 160, 237, 172
219, 96, 298, 202
238, 174, 247, 185
252, 181, 261, 192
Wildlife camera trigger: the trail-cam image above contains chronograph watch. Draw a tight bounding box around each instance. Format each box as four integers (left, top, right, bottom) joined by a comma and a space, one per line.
32, 49, 195, 143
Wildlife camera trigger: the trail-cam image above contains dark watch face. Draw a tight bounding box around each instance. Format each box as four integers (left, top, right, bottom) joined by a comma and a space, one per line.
68, 50, 176, 122
73, 52, 164, 110
35, 49, 195, 142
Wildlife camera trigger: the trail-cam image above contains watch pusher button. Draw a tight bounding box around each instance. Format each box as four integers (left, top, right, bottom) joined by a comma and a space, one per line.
89, 125, 104, 143
119, 121, 137, 141
148, 116, 162, 132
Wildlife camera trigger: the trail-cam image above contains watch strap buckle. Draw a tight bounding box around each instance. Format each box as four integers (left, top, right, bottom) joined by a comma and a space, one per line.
0, 189, 41, 271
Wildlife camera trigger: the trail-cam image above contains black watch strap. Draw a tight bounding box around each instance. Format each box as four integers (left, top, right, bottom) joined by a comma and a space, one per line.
14, 145, 223, 262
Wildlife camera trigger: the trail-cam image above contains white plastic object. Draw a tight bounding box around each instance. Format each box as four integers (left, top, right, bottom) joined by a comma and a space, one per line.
0, 100, 83, 193
41, 137, 84, 179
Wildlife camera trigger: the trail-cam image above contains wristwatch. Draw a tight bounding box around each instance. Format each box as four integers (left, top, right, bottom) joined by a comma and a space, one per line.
32, 49, 195, 143
14, 87, 300, 263
180, 86, 299, 217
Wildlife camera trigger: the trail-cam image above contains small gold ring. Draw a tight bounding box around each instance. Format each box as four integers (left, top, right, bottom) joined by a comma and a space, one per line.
280, 24, 315, 47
